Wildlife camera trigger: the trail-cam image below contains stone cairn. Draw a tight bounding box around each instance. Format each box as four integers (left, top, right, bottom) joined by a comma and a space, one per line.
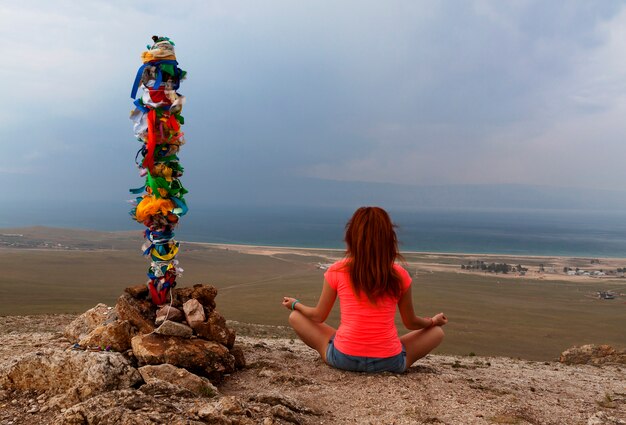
66, 284, 245, 383
0, 285, 322, 423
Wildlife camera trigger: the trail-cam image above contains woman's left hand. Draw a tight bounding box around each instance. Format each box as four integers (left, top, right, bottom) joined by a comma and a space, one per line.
432, 312, 448, 326
282, 297, 297, 310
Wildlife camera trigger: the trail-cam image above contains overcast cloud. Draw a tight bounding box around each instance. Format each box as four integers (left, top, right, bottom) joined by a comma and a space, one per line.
2, 1, 626, 205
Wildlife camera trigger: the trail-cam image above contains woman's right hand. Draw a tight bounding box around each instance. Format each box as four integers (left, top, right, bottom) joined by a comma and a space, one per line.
432, 312, 448, 326
282, 297, 297, 310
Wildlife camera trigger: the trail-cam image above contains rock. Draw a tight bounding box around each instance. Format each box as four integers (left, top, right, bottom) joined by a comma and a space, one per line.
173, 286, 194, 308
191, 284, 218, 309
174, 284, 217, 310
116, 293, 156, 334
138, 364, 218, 397
139, 380, 197, 398
259, 368, 275, 378
183, 299, 206, 328
196, 396, 251, 423
270, 373, 315, 386
251, 393, 320, 415
230, 345, 246, 369
131, 334, 235, 382
64, 304, 117, 341
193, 311, 235, 348
53, 389, 191, 425
587, 411, 626, 425
559, 344, 626, 365
191, 322, 212, 339
197, 403, 220, 419
155, 305, 184, 325
124, 284, 149, 299
79, 320, 134, 352
271, 405, 299, 424
197, 405, 230, 424
155, 320, 193, 338
0, 349, 141, 406
217, 396, 245, 415
207, 311, 236, 349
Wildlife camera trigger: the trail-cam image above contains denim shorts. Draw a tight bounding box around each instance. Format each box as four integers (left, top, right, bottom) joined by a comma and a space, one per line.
325, 337, 406, 374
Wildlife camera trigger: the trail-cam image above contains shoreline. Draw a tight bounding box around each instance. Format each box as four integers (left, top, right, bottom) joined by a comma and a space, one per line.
5, 224, 626, 259
188, 240, 626, 261
5, 239, 626, 263
4, 230, 626, 285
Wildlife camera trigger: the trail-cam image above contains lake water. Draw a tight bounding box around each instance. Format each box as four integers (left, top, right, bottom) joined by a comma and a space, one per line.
3, 201, 626, 258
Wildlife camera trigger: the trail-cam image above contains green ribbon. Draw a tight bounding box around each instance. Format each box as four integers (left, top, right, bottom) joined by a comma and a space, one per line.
160, 63, 176, 77
146, 172, 187, 199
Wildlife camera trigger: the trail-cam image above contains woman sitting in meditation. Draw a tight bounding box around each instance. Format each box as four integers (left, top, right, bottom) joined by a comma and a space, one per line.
282, 206, 447, 373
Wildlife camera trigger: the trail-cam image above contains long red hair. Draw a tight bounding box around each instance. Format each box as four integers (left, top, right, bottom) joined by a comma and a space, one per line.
344, 206, 403, 303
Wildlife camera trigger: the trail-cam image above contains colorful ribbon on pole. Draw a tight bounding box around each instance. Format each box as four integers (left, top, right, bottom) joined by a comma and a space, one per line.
129, 36, 188, 305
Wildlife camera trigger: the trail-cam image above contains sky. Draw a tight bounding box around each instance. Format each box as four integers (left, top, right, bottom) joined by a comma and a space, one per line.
2, 1, 626, 207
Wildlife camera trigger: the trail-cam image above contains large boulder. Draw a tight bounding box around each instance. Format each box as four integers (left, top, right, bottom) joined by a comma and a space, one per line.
138, 364, 218, 397
131, 334, 235, 382
0, 349, 141, 405
116, 293, 156, 334
79, 320, 134, 352
64, 304, 117, 341
559, 344, 626, 365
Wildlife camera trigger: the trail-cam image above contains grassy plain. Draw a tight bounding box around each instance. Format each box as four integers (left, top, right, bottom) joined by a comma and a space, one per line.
1, 227, 624, 361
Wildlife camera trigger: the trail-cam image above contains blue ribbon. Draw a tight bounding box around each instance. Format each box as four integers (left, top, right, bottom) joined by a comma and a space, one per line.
130, 60, 181, 99
130, 63, 149, 99
171, 196, 188, 216
133, 99, 149, 113
129, 185, 145, 195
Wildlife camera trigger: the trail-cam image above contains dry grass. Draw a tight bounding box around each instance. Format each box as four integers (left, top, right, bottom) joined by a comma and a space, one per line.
1, 227, 625, 361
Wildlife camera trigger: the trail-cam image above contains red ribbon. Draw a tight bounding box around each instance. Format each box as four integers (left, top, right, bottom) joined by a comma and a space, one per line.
143, 109, 157, 171
148, 280, 168, 305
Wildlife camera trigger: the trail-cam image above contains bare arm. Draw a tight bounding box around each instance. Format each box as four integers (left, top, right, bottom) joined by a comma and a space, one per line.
282, 279, 337, 323
398, 284, 448, 330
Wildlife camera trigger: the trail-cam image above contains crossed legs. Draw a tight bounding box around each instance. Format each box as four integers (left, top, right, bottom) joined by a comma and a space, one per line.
288, 310, 336, 362
401, 325, 445, 367
289, 310, 445, 369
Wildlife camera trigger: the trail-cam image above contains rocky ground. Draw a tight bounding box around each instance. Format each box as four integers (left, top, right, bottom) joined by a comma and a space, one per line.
0, 314, 625, 425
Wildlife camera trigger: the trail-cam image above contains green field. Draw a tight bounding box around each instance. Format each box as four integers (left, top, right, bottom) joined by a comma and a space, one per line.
1, 227, 624, 361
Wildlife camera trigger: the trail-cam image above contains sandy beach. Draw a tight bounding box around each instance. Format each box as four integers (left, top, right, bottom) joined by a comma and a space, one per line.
192, 240, 626, 285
